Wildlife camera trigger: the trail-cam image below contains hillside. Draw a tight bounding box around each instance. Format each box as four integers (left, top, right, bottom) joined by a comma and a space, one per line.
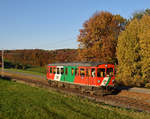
0, 49, 78, 67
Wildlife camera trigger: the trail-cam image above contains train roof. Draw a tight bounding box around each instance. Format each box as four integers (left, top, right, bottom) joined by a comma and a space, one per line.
48, 62, 109, 67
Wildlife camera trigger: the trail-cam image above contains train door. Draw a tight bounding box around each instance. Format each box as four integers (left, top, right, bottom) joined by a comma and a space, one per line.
60, 67, 65, 82
89, 67, 96, 86
64, 66, 68, 82
54, 66, 63, 81
105, 66, 115, 86
64, 66, 71, 82
97, 68, 105, 86
64, 66, 76, 83
47, 66, 55, 80
70, 66, 76, 83
85, 68, 91, 86
79, 67, 86, 84
74, 67, 79, 84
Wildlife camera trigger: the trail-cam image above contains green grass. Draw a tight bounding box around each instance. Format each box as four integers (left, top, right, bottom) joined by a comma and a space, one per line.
0, 79, 150, 119
5, 67, 46, 76
25, 66, 46, 74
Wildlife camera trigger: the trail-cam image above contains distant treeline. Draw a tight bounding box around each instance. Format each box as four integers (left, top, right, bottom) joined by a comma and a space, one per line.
0, 49, 78, 67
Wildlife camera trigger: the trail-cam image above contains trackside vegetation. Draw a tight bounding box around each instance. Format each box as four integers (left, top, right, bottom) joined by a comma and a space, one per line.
0, 79, 150, 119
5, 66, 46, 76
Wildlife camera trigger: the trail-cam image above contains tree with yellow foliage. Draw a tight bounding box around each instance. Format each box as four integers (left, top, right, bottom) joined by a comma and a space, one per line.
139, 15, 150, 84
117, 14, 150, 87
117, 19, 141, 86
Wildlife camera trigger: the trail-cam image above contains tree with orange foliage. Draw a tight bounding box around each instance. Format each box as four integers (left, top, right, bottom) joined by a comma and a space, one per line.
77, 11, 126, 63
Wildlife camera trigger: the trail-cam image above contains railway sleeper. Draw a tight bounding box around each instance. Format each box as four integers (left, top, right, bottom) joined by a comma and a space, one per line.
94, 90, 105, 96
64, 83, 70, 89
57, 82, 63, 88
69, 84, 76, 89
48, 80, 52, 86
85, 90, 94, 96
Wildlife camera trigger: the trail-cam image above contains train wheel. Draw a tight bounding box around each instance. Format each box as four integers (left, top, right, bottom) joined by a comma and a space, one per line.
48, 80, 52, 86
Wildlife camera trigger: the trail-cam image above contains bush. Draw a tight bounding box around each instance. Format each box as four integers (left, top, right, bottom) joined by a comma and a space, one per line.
145, 83, 150, 88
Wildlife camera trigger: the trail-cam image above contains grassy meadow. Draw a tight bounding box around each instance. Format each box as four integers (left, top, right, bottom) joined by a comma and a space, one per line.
0, 78, 150, 119
5, 66, 46, 76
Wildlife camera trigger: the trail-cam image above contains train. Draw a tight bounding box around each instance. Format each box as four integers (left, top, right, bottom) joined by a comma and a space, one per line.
46, 62, 115, 95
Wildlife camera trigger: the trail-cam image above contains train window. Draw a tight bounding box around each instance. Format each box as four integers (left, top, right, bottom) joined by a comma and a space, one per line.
80, 68, 85, 77
86, 68, 90, 77
53, 67, 56, 74
50, 67, 52, 74
97, 68, 105, 77
71, 68, 74, 75
75, 68, 78, 76
61, 68, 64, 74
65, 68, 68, 75
91, 68, 95, 77
107, 68, 113, 76
57, 68, 60, 74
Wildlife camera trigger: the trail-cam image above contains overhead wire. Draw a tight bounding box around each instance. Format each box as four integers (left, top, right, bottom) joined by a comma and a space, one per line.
34, 37, 78, 50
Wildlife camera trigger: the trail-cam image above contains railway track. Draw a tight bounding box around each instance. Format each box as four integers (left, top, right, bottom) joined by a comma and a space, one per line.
1, 72, 150, 113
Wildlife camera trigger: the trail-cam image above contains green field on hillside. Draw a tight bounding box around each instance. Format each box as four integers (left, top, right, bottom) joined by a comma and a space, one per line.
2, 60, 46, 76
0, 79, 150, 119
25, 66, 46, 74
5, 66, 46, 76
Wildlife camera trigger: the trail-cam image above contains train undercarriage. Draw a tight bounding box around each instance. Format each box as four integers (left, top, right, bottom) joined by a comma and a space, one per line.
47, 79, 115, 96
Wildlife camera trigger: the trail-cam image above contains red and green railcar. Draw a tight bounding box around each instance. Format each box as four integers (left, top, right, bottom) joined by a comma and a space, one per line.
46, 62, 115, 88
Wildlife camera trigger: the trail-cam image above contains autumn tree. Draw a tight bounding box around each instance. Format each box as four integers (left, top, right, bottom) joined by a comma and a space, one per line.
77, 11, 126, 63
117, 14, 150, 86
132, 8, 150, 20
117, 19, 141, 86
139, 15, 150, 84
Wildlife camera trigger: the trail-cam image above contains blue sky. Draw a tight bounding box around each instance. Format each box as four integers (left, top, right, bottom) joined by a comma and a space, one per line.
0, 0, 149, 50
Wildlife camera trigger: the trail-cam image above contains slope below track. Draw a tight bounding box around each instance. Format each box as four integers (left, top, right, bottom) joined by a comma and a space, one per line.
1, 78, 150, 119
1, 69, 46, 80
1, 70, 150, 113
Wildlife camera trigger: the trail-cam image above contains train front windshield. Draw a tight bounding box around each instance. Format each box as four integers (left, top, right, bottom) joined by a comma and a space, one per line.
106, 68, 114, 77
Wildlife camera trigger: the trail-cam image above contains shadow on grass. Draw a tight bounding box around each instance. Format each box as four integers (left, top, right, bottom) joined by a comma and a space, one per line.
104, 86, 133, 96
102, 85, 133, 96
0, 75, 11, 81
